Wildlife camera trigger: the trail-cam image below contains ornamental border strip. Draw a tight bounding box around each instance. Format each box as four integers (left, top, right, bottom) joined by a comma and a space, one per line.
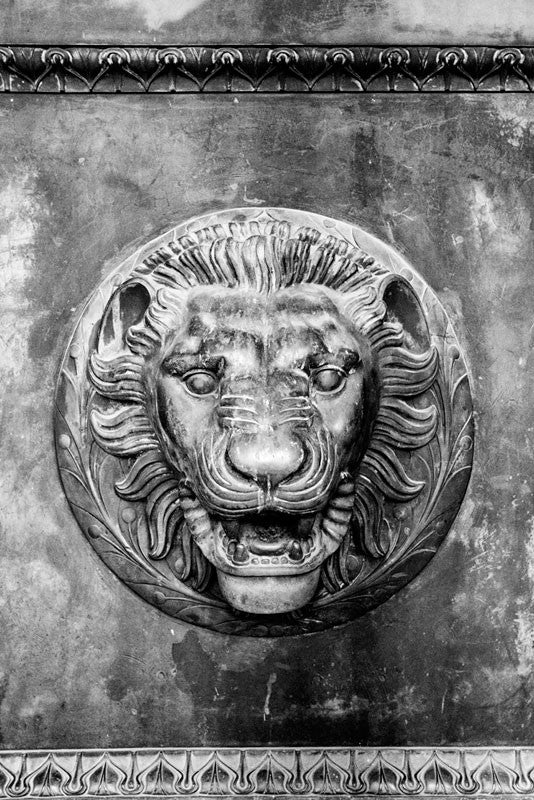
0, 45, 534, 92
1, 746, 534, 797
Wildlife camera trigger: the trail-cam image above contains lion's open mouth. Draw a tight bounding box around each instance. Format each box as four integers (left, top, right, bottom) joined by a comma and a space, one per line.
203, 510, 332, 577
178, 475, 356, 611
219, 512, 317, 568
181, 475, 356, 583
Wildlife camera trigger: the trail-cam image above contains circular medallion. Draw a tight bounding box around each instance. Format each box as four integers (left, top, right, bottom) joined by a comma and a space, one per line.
54, 208, 474, 636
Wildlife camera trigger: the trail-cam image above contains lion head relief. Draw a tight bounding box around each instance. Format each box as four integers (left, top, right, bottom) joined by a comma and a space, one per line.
86, 215, 439, 616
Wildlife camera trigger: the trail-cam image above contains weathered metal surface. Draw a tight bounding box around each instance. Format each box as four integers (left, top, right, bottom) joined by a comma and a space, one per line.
0, 90, 533, 747
2, 0, 534, 46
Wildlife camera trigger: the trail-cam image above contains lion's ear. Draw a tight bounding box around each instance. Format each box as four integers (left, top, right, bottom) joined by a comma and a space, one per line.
381, 276, 431, 353
97, 281, 151, 356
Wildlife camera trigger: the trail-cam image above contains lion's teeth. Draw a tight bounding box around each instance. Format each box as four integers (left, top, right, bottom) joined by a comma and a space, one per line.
233, 543, 249, 564
288, 540, 303, 561
227, 540, 237, 556
302, 538, 311, 555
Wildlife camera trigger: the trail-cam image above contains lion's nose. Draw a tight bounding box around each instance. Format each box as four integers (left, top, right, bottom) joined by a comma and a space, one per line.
228, 430, 305, 487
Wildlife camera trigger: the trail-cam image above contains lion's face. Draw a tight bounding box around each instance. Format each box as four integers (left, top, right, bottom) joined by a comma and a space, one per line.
151, 284, 379, 613
60, 209, 473, 633
87, 213, 443, 623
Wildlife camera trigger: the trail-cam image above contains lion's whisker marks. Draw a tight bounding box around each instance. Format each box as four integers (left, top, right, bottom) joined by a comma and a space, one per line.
277, 416, 313, 427
219, 417, 260, 429
278, 397, 311, 411
218, 410, 258, 417
218, 409, 258, 418
278, 406, 314, 413
219, 394, 258, 404
279, 396, 310, 404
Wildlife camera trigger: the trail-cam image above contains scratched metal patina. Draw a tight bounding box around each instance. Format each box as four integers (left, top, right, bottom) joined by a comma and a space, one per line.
0, 90, 533, 746
2, 0, 534, 45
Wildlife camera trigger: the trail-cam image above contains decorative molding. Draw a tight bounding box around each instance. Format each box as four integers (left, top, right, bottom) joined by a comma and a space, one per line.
0, 45, 533, 93
1, 746, 534, 796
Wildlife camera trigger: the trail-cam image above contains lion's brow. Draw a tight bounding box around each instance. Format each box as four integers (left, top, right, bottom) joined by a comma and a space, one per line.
273, 309, 350, 335
162, 352, 222, 374
271, 315, 354, 347
187, 314, 267, 340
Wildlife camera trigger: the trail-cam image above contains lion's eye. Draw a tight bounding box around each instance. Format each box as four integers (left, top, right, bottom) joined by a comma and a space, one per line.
183, 370, 218, 396
312, 367, 346, 394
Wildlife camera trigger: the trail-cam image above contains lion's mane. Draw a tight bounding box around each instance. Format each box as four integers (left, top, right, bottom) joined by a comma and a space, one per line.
88, 218, 438, 596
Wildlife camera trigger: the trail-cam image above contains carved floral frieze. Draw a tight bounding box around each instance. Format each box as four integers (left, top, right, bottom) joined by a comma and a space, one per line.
0, 747, 533, 797
0, 45, 532, 92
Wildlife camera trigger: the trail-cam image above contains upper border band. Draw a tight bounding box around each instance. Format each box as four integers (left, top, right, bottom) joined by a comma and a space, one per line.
0, 45, 533, 92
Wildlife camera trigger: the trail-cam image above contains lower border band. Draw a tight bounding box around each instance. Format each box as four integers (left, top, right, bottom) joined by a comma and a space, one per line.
0, 747, 533, 796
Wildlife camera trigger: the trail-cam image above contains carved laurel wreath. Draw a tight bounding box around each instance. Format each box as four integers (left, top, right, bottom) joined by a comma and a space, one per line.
54, 208, 473, 636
